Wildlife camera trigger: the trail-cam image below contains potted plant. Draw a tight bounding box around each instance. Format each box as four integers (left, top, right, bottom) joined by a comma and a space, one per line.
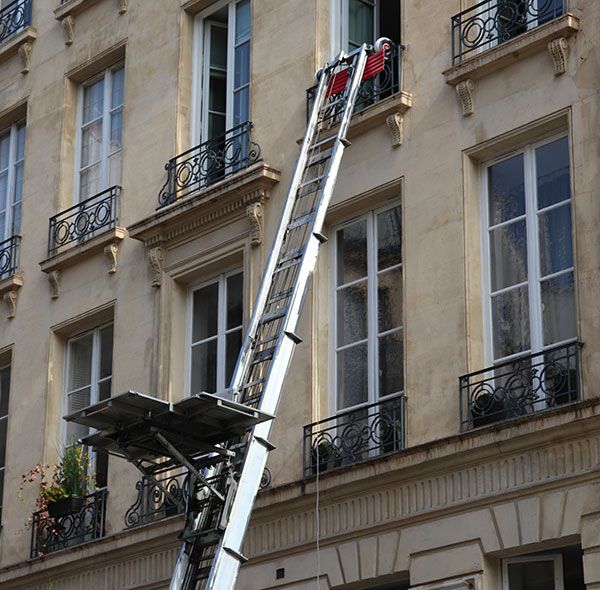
19, 445, 96, 518
311, 439, 342, 475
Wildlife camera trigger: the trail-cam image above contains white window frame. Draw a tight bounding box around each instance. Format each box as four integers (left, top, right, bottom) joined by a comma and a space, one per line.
186, 268, 244, 397
62, 323, 113, 479
328, 201, 403, 417
0, 121, 25, 242
330, 0, 379, 56
480, 133, 576, 369
73, 63, 124, 204
502, 554, 564, 590
191, 0, 251, 147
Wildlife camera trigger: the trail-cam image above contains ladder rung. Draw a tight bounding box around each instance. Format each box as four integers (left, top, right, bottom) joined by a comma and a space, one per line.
258, 307, 288, 325
288, 212, 316, 230
183, 528, 223, 547
311, 135, 336, 150
273, 258, 302, 275
299, 175, 325, 189
267, 288, 294, 304
307, 149, 332, 167
242, 378, 266, 390
278, 246, 304, 264
251, 346, 276, 365
253, 335, 279, 348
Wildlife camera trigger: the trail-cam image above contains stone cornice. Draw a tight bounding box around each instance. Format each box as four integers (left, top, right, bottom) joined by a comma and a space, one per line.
128, 163, 281, 248
244, 399, 600, 559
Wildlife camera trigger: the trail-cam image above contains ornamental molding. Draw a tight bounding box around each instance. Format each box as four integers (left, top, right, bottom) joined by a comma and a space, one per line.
61, 15, 74, 46
118, 0, 128, 14
18, 41, 32, 74
0, 274, 23, 319
547, 37, 569, 76
385, 112, 403, 147
104, 242, 119, 274
246, 201, 264, 246
48, 269, 60, 299
245, 413, 600, 559
3, 290, 17, 319
456, 79, 474, 117
148, 245, 166, 288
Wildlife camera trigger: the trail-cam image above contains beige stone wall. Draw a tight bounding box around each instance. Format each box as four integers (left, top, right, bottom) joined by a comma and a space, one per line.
0, 0, 598, 587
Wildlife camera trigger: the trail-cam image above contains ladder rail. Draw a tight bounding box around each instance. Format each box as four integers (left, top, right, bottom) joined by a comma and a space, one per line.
204, 44, 370, 590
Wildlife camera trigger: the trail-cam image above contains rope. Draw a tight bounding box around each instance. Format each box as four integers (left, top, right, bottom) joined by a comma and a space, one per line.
316, 443, 321, 590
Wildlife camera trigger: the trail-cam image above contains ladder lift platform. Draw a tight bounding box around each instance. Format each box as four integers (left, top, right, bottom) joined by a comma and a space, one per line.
65, 390, 273, 472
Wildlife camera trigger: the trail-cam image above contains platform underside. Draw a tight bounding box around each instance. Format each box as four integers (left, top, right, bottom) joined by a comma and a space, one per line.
64, 390, 272, 470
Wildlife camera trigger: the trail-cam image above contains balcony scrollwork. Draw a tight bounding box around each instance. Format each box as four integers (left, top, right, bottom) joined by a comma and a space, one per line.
459, 342, 581, 431
157, 121, 261, 209
0, 0, 32, 45
0, 235, 20, 280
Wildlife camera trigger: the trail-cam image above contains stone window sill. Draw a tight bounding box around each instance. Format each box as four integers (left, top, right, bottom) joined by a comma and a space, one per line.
39, 227, 126, 297
0, 26, 36, 71
443, 13, 579, 86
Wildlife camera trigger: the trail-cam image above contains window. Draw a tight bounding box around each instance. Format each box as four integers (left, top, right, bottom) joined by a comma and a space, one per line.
331, 203, 403, 413
331, 0, 400, 54
196, 0, 251, 144
0, 121, 25, 243
483, 135, 575, 366
495, 0, 563, 44
76, 65, 124, 202
189, 271, 243, 396
64, 324, 113, 488
0, 363, 10, 525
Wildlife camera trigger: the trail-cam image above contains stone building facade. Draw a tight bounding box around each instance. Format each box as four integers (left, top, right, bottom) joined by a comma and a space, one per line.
0, 0, 598, 588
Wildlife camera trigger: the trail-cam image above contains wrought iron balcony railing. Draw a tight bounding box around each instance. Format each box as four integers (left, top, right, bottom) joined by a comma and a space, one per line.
47, 186, 120, 257
0, 235, 20, 279
303, 395, 406, 478
30, 489, 108, 558
451, 0, 565, 64
306, 41, 404, 125
0, 0, 32, 44
460, 342, 581, 432
157, 121, 261, 208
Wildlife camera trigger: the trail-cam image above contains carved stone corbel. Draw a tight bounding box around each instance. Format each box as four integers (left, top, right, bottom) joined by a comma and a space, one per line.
456, 79, 475, 116
117, 0, 128, 14
62, 15, 74, 46
246, 202, 263, 247
18, 41, 32, 74
48, 269, 61, 299
104, 243, 119, 274
3, 291, 17, 319
385, 112, 403, 147
148, 246, 165, 288
548, 37, 569, 76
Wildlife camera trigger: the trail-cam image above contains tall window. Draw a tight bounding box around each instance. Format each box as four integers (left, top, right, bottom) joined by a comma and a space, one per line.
64, 324, 113, 488
77, 65, 124, 202
0, 363, 10, 525
0, 122, 25, 242
197, 0, 250, 143
332, 0, 400, 54
503, 555, 564, 590
483, 135, 575, 365
189, 271, 243, 396
496, 0, 563, 43
331, 204, 403, 413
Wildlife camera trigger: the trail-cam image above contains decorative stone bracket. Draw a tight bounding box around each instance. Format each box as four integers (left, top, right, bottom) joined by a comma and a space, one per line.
18, 41, 32, 74
548, 37, 569, 76
104, 242, 120, 274
385, 112, 404, 147
246, 201, 264, 247
61, 15, 74, 46
55, 0, 127, 46
48, 269, 60, 300
0, 274, 23, 319
456, 79, 475, 117
148, 245, 165, 288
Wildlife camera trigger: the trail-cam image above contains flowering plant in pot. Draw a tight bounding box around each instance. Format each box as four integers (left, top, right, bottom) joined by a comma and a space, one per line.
18, 445, 96, 518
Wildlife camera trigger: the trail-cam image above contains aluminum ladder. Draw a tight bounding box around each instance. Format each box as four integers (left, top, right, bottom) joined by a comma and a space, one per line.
168, 39, 391, 590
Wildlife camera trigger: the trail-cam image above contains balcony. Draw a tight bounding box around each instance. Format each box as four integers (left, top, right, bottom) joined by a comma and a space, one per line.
305, 42, 410, 142
303, 395, 406, 478
157, 121, 261, 209
0, 0, 32, 45
0, 235, 20, 280
451, 0, 564, 65
459, 342, 581, 432
30, 489, 108, 558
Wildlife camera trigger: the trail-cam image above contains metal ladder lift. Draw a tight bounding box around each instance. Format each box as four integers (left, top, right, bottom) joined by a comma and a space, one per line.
66, 38, 392, 590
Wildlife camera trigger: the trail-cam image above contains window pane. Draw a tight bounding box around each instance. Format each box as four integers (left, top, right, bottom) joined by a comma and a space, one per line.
211, 26, 228, 70
192, 283, 219, 342
13, 160, 23, 203
337, 282, 368, 346
538, 204, 573, 276
209, 70, 227, 114
377, 206, 401, 270
110, 110, 123, 154
0, 419, 6, 466
0, 172, 7, 211
209, 113, 226, 141
81, 122, 103, 167
378, 266, 402, 333
83, 79, 104, 124
348, 0, 375, 48
226, 272, 243, 329
226, 329, 242, 387
108, 153, 122, 187
99, 325, 113, 380
95, 450, 109, 489
0, 212, 5, 242
98, 379, 111, 401
337, 219, 367, 285
233, 87, 250, 126
235, 0, 251, 43
0, 366, 10, 417
536, 136, 570, 209
541, 272, 576, 346
16, 124, 25, 160
111, 67, 125, 109
68, 334, 93, 391
378, 330, 403, 397
234, 41, 250, 89
489, 220, 528, 291
337, 343, 368, 409
66, 420, 89, 447
191, 340, 218, 394
80, 164, 101, 200
491, 286, 530, 359
0, 134, 9, 171
68, 387, 91, 414
506, 559, 557, 589
488, 154, 525, 225
11, 201, 21, 235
